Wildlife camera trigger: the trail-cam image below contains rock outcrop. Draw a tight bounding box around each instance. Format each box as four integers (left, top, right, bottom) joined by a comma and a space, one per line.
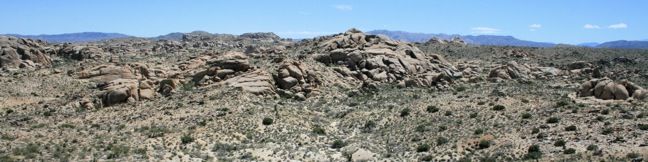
489, 61, 562, 81
97, 79, 155, 106
0, 36, 53, 69
275, 60, 320, 98
578, 78, 647, 101
312, 28, 460, 88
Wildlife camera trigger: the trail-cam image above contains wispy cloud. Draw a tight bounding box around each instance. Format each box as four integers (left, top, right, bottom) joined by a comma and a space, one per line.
529, 24, 542, 31
471, 27, 500, 34
583, 24, 601, 29
334, 5, 353, 11
608, 23, 627, 29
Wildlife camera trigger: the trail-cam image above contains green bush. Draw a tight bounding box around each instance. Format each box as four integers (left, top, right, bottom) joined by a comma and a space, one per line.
563, 148, 576, 154
400, 108, 411, 117
478, 139, 491, 149
331, 140, 346, 149
181, 135, 194, 144
426, 105, 439, 113
554, 139, 566, 147
444, 111, 452, 116
474, 128, 484, 135
638, 124, 648, 130
521, 113, 532, 119
492, 105, 505, 111
416, 143, 430, 152
565, 125, 577, 131
586, 144, 598, 151
525, 144, 542, 160
262, 117, 274, 125
436, 137, 449, 145
312, 126, 326, 135
546, 117, 560, 124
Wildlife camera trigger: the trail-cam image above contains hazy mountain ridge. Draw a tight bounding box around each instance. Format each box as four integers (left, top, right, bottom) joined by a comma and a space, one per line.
596, 40, 648, 49
368, 30, 555, 47
3, 32, 131, 43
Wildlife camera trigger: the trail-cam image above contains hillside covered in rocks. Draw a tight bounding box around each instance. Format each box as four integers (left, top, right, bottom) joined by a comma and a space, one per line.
1, 29, 647, 161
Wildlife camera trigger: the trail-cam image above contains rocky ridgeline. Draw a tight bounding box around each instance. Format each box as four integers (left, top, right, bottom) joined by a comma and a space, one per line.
310, 28, 461, 89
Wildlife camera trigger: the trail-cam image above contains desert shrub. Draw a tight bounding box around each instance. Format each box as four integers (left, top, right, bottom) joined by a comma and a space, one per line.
181, 134, 194, 144
415, 124, 428, 132
331, 140, 346, 149
478, 139, 491, 149
444, 111, 452, 116
521, 113, 532, 119
420, 155, 433, 161
525, 144, 542, 160
602, 127, 614, 135
144, 126, 169, 138
436, 137, 449, 145
492, 105, 505, 111
59, 123, 75, 129
626, 152, 640, 159
456, 85, 467, 92
212, 143, 238, 152
638, 124, 648, 130
546, 117, 560, 123
13, 143, 40, 159
469, 112, 478, 118
563, 148, 576, 154
556, 100, 570, 107
312, 126, 326, 135
565, 125, 577, 131
416, 143, 430, 152
426, 105, 439, 113
474, 128, 484, 135
181, 82, 194, 91
438, 125, 447, 132
587, 144, 598, 151
554, 139, 566, 147
531, 127, 540, 134
262, 117, 274, 125
107, 144, 130, 159
400, 108, 411, 117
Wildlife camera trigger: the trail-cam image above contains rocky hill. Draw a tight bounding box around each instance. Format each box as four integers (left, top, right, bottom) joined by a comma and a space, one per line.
0, 29, 647, 161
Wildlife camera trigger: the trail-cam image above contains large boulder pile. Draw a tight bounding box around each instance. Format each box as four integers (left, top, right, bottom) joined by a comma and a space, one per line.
77, 63, 158, 106
191, 51, 275, 94
0, 36, 53, 69
98, 79, 156, 106
275, 60, 320, 98
312, 28, 460, 88
57, 44, 105, 61
192, 51, 251, 85
488, 61, 562, 81
578, 78, 648, 101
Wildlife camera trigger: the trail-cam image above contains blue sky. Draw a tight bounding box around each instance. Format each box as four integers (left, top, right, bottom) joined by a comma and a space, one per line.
1, 0, 646, 44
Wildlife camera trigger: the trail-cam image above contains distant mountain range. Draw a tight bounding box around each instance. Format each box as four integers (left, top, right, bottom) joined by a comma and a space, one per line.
3, 32, 131, 43
3, 31, 648, 49
367, 30, 648, 49
596, 40, 648, 49
367, 30, 556, 47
